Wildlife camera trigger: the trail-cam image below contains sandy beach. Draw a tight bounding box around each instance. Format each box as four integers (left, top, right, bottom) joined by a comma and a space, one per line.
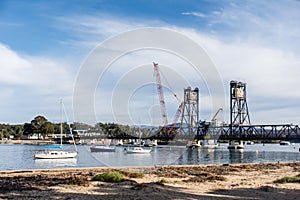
0, 162, 299, 199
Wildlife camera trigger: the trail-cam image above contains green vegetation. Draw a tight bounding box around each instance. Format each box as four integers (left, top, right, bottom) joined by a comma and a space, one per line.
156, 178, 169, 185
1, 116, 169, 140
274, 174, 300, 184
91, 171, 127, 182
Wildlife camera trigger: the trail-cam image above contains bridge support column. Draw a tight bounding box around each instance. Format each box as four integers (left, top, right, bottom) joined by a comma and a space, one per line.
228, 140, 236, 149
237, 140, 244, 149
228, 140, 244, 149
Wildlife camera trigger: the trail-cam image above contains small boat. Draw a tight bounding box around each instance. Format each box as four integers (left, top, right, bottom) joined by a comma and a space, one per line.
124, 126, 151, 154
125, 146, 151, 154
279, 141, 291, 145
34, 99, 77, 159
90, 144, 115, 152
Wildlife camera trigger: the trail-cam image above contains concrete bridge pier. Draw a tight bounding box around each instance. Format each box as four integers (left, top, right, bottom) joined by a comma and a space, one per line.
228, 140, 244, 149
228, 140, 236, 149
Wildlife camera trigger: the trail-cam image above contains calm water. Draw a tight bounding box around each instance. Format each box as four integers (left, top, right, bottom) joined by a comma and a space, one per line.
0, 143, 299, 170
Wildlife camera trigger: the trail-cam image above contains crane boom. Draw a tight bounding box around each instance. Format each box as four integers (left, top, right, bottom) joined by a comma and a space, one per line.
167, 102, 183, 134
153, 62, 168, 127
211, 108, 223, 121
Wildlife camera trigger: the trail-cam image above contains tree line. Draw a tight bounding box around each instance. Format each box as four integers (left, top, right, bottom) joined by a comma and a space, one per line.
0, 115, 143, 140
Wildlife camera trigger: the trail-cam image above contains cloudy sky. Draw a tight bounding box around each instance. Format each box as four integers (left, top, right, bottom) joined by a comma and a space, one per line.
1, 0, 300, 126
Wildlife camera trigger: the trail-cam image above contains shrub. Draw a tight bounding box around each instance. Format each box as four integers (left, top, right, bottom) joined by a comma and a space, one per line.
274, 174, 300, 184
156, 178, 169, 185
91, 171, 126, 182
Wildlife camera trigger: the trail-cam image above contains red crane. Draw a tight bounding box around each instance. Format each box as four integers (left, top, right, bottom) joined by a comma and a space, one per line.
153, 62, 183, 134
153, 62, 168, 127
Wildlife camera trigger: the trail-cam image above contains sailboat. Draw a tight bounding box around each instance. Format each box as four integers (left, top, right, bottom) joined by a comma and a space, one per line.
34, 99, 78, 159
125, 129, 151, 154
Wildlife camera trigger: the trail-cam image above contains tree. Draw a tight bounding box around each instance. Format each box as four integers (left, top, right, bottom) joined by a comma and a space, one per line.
23, 123, 33, 136
14, 126, 23, 139
31, 115, 48, 139
41, 122, 54, 139
1, 129, 9, 138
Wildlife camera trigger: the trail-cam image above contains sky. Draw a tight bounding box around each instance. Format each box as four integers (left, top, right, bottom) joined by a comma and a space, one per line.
1, 0, 300, 126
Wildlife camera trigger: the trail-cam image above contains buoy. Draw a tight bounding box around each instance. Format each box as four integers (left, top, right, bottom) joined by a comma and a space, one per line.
256, 150, 258, 155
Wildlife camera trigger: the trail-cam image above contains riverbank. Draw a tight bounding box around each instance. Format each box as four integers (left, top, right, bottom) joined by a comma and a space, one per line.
0, 162, 299, 199
0, 139, 55, 145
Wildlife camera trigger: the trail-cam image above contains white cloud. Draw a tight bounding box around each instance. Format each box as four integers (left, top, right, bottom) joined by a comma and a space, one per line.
0, 43, 74, 123
53, 14, 165, 49
0, 43, 73, 93
182, 12, 206, 18
0, 44, 31, 84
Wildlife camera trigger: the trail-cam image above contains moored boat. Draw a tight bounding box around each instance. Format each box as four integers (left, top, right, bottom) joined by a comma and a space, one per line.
34, 150, 77, 159
125, 146, 151, 154
34, 99, 77, 159
279, 141, 291, 145
90, 144, 115, 152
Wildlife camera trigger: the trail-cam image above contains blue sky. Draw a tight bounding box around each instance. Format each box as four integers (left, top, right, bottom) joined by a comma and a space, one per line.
1, 0, 300, 126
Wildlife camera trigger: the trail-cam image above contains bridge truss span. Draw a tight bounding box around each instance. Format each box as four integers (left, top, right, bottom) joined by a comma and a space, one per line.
219, 124, 300, 140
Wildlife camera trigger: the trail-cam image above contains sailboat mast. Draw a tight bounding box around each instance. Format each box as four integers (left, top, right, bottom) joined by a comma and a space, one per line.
60, 98, 63, 147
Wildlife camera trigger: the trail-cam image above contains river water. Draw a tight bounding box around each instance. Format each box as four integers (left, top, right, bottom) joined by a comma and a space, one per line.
0, 143, 299, 170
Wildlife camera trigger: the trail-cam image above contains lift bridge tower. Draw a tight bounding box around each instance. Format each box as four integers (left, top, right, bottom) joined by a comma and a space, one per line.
229, 80, 251, 149
230, 80, 251, 126
180, 87, 199, 138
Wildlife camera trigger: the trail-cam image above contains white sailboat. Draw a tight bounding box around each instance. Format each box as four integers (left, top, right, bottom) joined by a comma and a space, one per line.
34, 99, 78, 159
125, 128, 151, 154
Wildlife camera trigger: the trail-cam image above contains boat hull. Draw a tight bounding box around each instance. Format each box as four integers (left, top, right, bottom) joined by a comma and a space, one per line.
125, 147, 151, 154
34, 151, 77, 159
280, 141, 291, 145
90, 146, 115, 152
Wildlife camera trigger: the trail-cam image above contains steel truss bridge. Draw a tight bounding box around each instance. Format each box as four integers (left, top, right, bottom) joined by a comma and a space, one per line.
80, 124, 300, 141
196, 124, 300, 141
79, 81, 300, 141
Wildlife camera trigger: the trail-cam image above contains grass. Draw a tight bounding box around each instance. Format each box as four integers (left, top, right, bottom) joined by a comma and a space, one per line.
274, 174, 300, 184
91, 171, 126, 182
119, 171, 145, 178
156, 178, 169, 185
184, 173, 227, 183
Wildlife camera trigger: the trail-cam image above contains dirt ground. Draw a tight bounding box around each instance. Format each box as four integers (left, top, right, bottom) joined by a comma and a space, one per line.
0, 162, 299, 199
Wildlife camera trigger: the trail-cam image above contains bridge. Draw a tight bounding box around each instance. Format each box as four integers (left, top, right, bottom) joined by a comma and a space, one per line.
197, 124, 300, 141
79, 81, 300, 141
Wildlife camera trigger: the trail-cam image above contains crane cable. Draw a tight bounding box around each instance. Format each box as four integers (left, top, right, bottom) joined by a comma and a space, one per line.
159, 68, 182, 103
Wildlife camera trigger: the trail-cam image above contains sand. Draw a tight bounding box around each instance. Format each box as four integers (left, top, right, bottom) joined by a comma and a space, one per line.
0, 162, 299, 199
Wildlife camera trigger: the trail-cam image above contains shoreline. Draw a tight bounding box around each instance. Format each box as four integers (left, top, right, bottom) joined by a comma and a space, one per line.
0, 139, 55, 145
0, 161, 297, 172
1, 162, 299, 199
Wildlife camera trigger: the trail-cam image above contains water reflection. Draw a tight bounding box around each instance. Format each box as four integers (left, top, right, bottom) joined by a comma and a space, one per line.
229, 149, 244, 163
34, 158, 77, 168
